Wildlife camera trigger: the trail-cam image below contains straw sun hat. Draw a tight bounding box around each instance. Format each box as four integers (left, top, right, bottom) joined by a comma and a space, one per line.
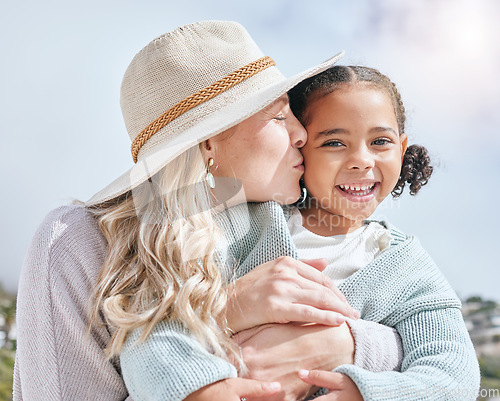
86, 20, 344, 206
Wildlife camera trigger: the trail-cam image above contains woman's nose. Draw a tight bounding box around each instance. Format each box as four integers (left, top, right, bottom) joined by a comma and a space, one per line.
288, 113, 307, 149
347, 147, 375, 170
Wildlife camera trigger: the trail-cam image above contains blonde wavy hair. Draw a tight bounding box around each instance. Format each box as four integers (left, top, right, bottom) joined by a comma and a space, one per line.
88, 144, 242, 368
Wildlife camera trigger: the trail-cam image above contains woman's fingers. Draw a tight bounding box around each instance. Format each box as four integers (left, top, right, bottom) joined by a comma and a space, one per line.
236, 378, 281, 398
281, 260, 359, 320
299, 258, 328, 272
287, 288, 359, 325
226, 256, 360, 332
298, 369, 344, 388
185, 378, 281, 401
297, 259, 346, 300
281, 301, 346, 326
287, 286, 359, 321
268, 257, 360, 322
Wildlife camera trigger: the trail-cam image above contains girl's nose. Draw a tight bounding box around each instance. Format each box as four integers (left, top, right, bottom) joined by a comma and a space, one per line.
288, 113, 307, 149
347, 146, 375, 170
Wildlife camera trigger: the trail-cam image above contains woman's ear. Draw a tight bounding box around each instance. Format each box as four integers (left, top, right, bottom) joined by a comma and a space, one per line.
203, 139, 216, 160
400, 133, 408, 164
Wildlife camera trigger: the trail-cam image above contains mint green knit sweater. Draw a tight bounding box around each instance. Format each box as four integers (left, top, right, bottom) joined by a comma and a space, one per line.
121, 202, 480, 401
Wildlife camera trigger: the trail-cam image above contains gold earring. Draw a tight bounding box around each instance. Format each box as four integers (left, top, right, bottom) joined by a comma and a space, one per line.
206, 157, 215, 188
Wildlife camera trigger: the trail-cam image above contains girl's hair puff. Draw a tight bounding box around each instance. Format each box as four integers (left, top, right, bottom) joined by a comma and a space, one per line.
288, 65, 433, 197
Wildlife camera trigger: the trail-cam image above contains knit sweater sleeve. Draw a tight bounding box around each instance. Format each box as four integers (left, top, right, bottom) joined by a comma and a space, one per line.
331, 230, 480, 400
345, 318, 403, 372
120, 321, 237, 401
334, 307, 480, 400
119, 203, 403, 400
13, 206, 132, 401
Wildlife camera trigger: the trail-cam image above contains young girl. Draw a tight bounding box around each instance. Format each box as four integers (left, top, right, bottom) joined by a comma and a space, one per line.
268, 65, 480, 399
287, 65, 421, 283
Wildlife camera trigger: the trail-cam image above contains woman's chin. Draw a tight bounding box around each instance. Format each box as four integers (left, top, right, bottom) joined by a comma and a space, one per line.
267, 192, 301, 206
243, 182, 301, 205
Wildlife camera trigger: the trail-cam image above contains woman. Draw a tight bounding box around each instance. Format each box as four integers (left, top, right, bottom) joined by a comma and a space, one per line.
14, 21, 402, 401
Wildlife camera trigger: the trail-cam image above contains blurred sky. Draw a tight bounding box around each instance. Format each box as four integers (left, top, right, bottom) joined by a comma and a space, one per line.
1, 0, 499, 301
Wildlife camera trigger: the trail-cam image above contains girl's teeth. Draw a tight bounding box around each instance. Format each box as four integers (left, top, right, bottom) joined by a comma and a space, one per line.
339, 183, 375, 195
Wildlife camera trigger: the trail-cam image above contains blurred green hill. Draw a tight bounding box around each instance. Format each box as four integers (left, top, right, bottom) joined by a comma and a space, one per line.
0, 285, 15, 401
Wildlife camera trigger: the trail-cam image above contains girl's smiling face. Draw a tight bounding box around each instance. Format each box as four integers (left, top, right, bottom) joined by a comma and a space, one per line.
300, 85, 407, 233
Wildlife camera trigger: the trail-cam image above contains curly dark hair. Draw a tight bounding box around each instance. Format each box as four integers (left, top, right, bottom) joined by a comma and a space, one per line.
288, 65, 433, 197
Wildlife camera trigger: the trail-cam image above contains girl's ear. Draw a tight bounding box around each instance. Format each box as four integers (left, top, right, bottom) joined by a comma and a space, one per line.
400, 133, 408, 164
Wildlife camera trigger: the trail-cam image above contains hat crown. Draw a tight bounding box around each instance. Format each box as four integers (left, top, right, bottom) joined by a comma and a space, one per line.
120, 20, 266, 144
86, 19, 342, 206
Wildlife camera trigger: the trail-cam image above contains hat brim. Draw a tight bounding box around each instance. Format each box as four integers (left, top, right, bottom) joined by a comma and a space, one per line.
86, 50, 344, 206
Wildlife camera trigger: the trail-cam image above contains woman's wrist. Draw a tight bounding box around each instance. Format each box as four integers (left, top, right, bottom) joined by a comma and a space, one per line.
316, 322, 355, 371
224, 281, 252, 334
235, 323, 355, 401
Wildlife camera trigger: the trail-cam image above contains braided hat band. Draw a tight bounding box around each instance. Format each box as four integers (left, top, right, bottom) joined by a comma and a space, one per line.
86, 20, 343, 206
131, 56, 276, 163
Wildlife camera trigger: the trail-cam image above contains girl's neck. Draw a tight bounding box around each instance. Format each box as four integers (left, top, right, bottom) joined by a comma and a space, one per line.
299, 204, 364, 237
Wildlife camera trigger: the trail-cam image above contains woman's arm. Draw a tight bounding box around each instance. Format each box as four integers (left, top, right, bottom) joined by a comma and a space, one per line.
225, 257, 360, 333
225, 256, 403, 400
234, 320, 402, 401
120, 252, 404, 401
122, 323, 283, 401
14, 206, 131, 401
234, 322, 355, 401
120, 256, 358, 401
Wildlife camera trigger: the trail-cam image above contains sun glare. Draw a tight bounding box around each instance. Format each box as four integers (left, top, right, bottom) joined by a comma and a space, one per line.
446, 4, 492, 58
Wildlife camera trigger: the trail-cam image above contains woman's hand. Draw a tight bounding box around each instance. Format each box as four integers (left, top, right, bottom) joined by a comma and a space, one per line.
233, 322, 355, 401
225, 256, 360, 333
184, 377, 281, 401
298, 370, 363, 401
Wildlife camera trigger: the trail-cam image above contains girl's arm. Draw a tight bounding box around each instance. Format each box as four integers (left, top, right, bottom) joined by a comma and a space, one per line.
122, 321, 283, 401
318, 233, 481, 401
321, 307, 479, 401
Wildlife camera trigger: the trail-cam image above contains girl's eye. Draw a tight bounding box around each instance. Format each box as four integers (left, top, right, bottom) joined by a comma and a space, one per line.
322, 140, 344, 148
273, 114, 287, 122
372, 138, 392, 146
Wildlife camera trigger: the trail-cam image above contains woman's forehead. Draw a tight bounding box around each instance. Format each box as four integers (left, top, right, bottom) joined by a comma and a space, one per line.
262, 95, 289, 113
273, 94, 289, 107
